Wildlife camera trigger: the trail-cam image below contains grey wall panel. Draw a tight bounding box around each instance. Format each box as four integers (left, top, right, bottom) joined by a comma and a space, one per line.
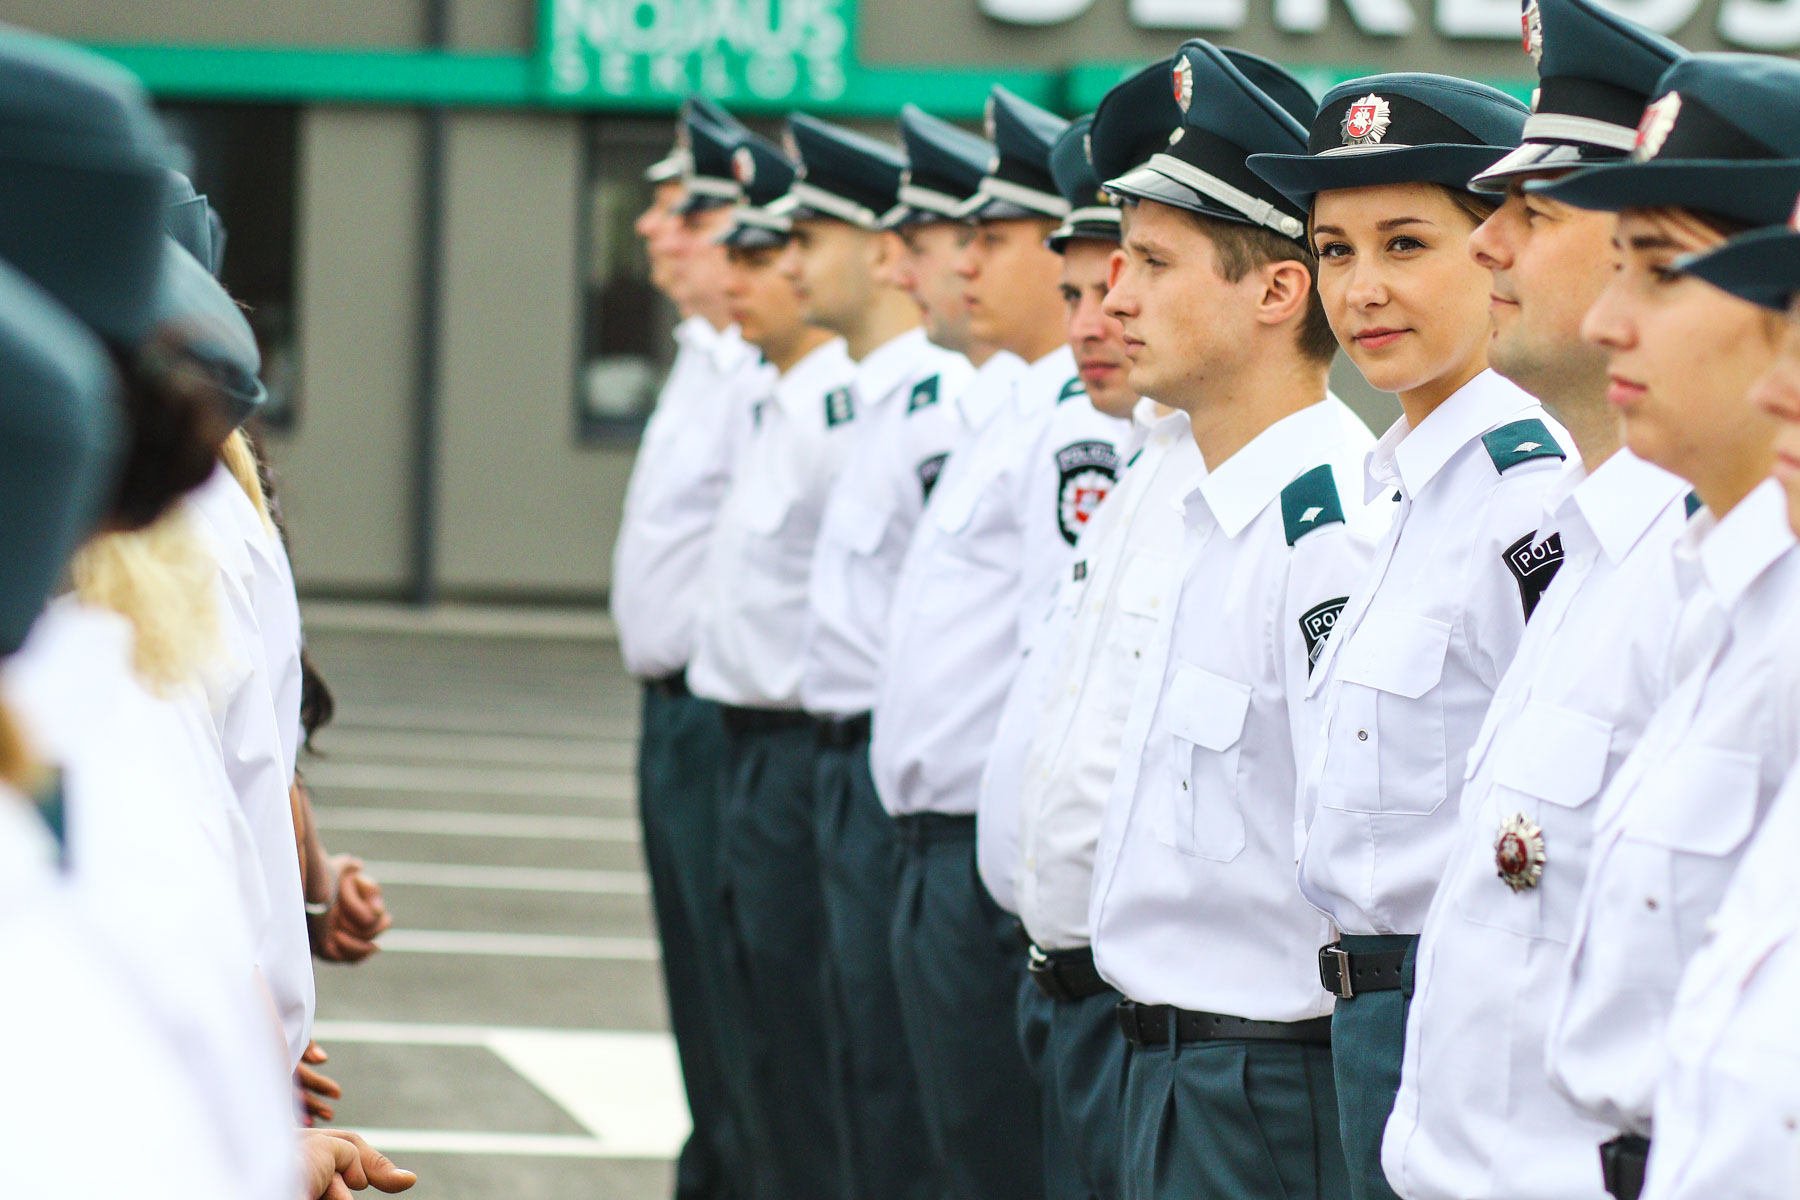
435, 111, 625, 599
0, 0, 423, 47
265, 107, 421, 595
449, 0, 537, 52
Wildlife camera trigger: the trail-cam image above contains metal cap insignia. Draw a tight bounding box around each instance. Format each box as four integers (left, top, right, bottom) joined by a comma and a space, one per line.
984, 96, 998, 142
1522, 0, 1544, 66
1633, 92, 1682, 162
1495, 813, 1547, 892
1173, 56, 1195, 114
1342, 94, 1393, 146
731, 146, 755, 186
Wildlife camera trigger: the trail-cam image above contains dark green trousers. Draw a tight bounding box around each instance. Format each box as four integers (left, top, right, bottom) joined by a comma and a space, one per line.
814, 738, 941, 1200
1016, 973, 1130, 1200
717, 717, 843, 1200
890, 820, 1043, 1200
1121, 1033, 1347, 1200
1328, 935, 1420, 1200
638, 684, 740, 1200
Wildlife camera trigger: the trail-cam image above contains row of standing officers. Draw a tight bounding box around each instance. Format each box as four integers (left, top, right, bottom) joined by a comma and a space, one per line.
612, 8, 1800, 1200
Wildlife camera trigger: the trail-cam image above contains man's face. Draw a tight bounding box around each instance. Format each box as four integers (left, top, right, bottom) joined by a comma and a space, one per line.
899, 221, 976, 354
782, 218, 876, 337
724, 241, 807, 352
635, 180, 687, 298
674, 204, 735, 315
1467, 180, 1616, 407
1060, 239, 1137, 418
958, 217, 1065, 359
1103, 200, 1260, 412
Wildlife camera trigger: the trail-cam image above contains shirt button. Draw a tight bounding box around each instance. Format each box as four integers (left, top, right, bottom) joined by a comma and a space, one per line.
1357, 730, 1369, 742
1646, 897, 1659, 911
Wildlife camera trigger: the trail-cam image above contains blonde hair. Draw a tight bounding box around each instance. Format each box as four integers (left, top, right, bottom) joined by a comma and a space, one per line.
0, 702, 44, 794
220, 429, 277, 539
69, 509, 220, 694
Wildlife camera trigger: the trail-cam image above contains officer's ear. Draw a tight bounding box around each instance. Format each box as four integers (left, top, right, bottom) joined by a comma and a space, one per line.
873, 229, 906, 272
1254, 258, 1315, 332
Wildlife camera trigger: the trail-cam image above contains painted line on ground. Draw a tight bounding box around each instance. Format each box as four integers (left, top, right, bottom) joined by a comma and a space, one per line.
378, 928, 660, 960
303, 761, 633, 801
338, 1130, 653, 1159
356, 860, 647, 894
309, 728, 629, 770
312, 806, 639, 841
324, 703, 633, 740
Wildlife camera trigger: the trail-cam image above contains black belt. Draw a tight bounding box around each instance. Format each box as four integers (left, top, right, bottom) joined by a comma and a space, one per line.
1600, 1134, 1650, 1200
1116, 1000, 1332, 1047
891, 812, 975, 848
1318, 939, 1411, 1000
1027, 943, 1114, 1003
645, 670, 689, 699
719, 705, 812, 736
814, 712, 872, 749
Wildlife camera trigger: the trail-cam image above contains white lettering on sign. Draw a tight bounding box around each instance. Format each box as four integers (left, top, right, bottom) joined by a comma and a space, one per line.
978, 0, 1800, 45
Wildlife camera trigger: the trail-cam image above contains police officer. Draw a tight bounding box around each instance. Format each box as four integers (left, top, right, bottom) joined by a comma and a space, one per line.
1383, 5, 1694, 1198
1088, 41, 1384, 1200
1525, 54, 1800, 1200
611, 99, 768, 1200
971, 58, 1184, 1200
870, 85, 1128, 1200
782, 112, 969, 1200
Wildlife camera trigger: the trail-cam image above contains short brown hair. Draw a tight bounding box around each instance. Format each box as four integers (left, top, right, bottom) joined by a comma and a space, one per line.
1182, 209, 1338, 365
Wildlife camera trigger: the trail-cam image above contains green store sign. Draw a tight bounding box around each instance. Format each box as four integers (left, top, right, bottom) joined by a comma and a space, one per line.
542, 0, 855, 103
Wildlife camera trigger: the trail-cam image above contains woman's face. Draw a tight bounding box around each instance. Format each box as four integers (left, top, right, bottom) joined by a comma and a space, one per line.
1751, 296, 1800, 534
1311, 182, 1494, 400
1582, 210, 1779, 497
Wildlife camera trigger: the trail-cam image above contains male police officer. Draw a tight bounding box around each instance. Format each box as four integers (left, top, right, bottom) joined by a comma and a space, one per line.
871, 86, 1128, 1200
1093, 41, 1384, 1200
1381, 5, 1694, 1198
611, 100, 768, 1200
781, 113, 970, 1200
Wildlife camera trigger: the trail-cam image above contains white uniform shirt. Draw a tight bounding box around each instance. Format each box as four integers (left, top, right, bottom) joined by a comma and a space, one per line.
979, 402, 1196, 925
1299, 370, 1572, 936
0, 792, 249, 1200
3, 599, 297, 1200
873, 345, 1128, 818
1642, 768, 1800, 1200
1383, 451, 1696, 1200
1547, 477, 1800, 1137
688, 338, 857, 710
612, 317, 767, 679
798, 327, 976, 717
1090, 399, 1382, 1015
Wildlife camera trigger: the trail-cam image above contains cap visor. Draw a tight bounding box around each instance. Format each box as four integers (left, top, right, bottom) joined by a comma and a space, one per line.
719, 223, 789, 250
1047, 221, 1121, 253
1468, 141, 1622, 194
1527, 160, 1800, 228
1246, 144, 1513, 211
1677, 226, 1800, 312
674, 193, 735, 217
958, 194, 1041, 222
1102, 163, 1276, 232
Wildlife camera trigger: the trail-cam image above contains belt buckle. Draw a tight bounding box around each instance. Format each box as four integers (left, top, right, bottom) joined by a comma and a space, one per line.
1321, 946, 1355, 999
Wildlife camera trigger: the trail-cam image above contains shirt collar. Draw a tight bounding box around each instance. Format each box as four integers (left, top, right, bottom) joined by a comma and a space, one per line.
958, 350, 1025, 432
852, 327, 930, 407
1191, 398, 1351, 540
774, 338, 853, 417
680, 318, 756, 374
1680, 477, 1798, 613
1015, 344, 1078, 416
1365, 369, 1535, 503
1547, 450, 1690, 565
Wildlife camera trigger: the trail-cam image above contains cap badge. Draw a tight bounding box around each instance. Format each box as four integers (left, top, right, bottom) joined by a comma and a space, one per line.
1789, 190, 1800, 233
1168, 128, 1184, 146
1173, 56, 1195, 114
1083, 130, 1094, 164
1522, 0, 1544, 66
731, 147, 756, 187
984, 96, 998, 142
1632, 92, 1682, 162
1494, 813, 1547, 892
1342, 94, 1392, 146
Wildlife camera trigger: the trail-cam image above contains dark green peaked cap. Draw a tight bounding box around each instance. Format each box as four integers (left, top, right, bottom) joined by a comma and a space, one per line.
1281, 464, 1347, 545
1482, 418, 1565, 473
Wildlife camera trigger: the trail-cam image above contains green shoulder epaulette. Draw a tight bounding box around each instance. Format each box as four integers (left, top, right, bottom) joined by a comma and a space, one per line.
1281, 464, 1346, 546
1481, 419, 1564, 474
908, 376, 940, 413
1057, 376, 1086, 404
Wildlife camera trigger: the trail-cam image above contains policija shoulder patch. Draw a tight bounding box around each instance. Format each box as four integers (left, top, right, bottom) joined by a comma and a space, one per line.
1058, 376, 1087, 404
1503, 531, 1564, 620
1299, 597, 1348, 676
917, 452, 949, 501
824, 387, 855, 428
1056, 440, 1119, 545
908, 376, 940, 413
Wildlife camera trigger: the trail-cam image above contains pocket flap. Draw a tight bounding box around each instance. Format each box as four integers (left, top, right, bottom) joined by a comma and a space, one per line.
932, 477, 983, 534
1491, 705, 1614, 808
1117, 553, 1178, 618
740, 486, 795, 536
825, 493, 888, 555
1625, 743, 1762, 856
1164, 662, 1252, 753
1337, 610, 1452, 699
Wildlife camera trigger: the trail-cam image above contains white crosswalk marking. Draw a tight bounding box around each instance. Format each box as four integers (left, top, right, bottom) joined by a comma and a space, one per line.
312, 806, 639, 840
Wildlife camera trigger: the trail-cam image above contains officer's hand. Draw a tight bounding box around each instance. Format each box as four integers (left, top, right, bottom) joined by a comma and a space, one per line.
320, 857, 391, 963
296, 1040, 343, 1126
299, 1129, 417, 1199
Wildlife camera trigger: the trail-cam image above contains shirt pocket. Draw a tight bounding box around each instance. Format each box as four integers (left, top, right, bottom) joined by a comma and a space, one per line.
823, 493, 888, 558
1157, 662, 1253, 862
1116, 552, 1177, 620
1323, 610, 1453, 815
1456, 705, 1613, 938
